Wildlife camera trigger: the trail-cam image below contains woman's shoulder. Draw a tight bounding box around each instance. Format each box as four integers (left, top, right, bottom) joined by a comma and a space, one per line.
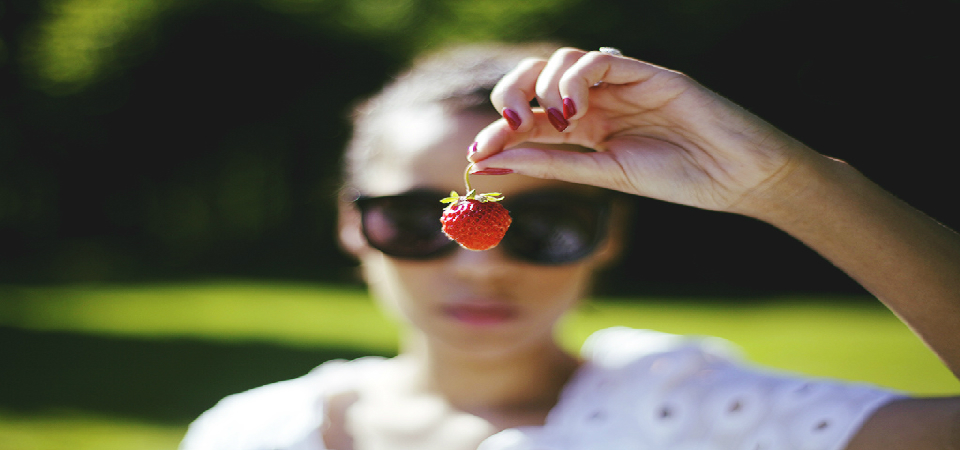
577, 326, 743, 369
179, 356, 387, 450
502, 327, 904, 450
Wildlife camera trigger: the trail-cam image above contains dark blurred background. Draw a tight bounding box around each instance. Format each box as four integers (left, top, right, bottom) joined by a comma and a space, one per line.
2, 0, 958, 296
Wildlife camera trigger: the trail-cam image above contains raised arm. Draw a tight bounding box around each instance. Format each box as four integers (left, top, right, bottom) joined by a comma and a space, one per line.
469, 47, 960, 448
744, 146, 960, 377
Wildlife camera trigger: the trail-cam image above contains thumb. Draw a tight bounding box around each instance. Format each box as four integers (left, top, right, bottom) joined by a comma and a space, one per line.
470, 147, 633, 193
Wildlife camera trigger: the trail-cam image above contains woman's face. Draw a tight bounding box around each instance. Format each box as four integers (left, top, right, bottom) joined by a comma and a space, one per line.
343, 105, 616, 358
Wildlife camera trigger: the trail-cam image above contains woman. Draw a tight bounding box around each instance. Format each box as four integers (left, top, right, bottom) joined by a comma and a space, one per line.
180, 44, 960, 450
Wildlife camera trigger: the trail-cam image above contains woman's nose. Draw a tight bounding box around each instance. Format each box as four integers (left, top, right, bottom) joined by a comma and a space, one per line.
448, 244, 514, 281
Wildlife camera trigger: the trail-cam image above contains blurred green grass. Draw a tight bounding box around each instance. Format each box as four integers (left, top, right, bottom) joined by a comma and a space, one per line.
0, 410, 185, 450
1, 281, 957, 450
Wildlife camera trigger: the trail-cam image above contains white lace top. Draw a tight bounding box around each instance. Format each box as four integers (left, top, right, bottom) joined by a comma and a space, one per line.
180, 327, 901, 450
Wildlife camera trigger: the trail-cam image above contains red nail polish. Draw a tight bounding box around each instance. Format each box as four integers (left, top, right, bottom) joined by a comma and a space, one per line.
470, 168, 514, 175
562, 98, 577, 119
502, 108, 521, 130
547, 107, 569, 132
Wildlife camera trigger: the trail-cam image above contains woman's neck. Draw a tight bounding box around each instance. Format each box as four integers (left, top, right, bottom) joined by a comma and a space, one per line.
395, 330, 582, 429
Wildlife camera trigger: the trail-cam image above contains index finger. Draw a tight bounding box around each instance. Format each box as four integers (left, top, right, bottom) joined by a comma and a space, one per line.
468, 110, 575, 163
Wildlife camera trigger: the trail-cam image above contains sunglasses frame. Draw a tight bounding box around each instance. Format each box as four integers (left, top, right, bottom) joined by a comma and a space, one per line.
353, 187, 613, 265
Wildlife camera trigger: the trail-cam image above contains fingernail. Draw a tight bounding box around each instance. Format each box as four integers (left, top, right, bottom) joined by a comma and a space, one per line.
502, 108, 521, 130
547, 107, 569, 132
470, 168, 514, 175
468, 142, 478, 155
562, 98, 577, 119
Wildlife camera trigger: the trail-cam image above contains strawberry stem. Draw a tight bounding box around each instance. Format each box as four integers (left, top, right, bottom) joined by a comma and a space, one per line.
464, 162, 474, 194
441, 162, 501, 204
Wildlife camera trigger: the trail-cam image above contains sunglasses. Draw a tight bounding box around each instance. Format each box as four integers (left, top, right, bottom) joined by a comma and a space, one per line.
353, 188, 612, 264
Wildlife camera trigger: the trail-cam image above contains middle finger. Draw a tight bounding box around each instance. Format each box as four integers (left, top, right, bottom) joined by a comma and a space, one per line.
535, 48, 588, 132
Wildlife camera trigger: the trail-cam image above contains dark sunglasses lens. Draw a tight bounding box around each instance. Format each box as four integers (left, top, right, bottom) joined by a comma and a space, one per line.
505, 195, 608, 264
358, 194, 453, 259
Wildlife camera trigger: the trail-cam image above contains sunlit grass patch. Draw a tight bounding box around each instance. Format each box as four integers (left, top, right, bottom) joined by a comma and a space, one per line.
0, 409, 185, 450
561, 298, 958, 395
1, 281, 400, 353
2, 281, 957, 395
1, 281, 957, 450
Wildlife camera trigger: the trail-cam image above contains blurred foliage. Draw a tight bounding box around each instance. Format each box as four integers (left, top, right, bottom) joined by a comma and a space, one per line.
1, 0, 958, 293
17, 0, 792, 93
21, 0, 168, 94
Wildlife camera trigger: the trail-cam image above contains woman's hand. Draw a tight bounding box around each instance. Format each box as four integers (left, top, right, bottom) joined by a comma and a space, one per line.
469, 47, 822, 217
473, 47, 960, 388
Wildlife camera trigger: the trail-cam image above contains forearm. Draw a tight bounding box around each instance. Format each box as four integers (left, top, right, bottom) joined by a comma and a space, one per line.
744, 152, 960, 378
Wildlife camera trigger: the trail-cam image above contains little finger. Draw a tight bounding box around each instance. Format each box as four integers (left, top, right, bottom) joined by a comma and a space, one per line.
558, 49, 676, 114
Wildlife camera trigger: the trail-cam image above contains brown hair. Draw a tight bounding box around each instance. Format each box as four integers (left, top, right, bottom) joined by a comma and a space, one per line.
341, 42, 559, 187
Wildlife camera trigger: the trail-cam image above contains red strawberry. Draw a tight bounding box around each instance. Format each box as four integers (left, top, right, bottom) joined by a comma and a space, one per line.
440, 190, 512, 251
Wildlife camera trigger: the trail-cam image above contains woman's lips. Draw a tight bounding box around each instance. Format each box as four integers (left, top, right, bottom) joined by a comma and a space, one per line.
443, 301, 518, 326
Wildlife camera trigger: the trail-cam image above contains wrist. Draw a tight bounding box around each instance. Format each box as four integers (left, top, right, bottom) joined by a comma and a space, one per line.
730, 148, 863, 230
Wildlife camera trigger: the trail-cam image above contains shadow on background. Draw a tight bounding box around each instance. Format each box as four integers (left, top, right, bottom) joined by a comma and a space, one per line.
0, 326, 388, 424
